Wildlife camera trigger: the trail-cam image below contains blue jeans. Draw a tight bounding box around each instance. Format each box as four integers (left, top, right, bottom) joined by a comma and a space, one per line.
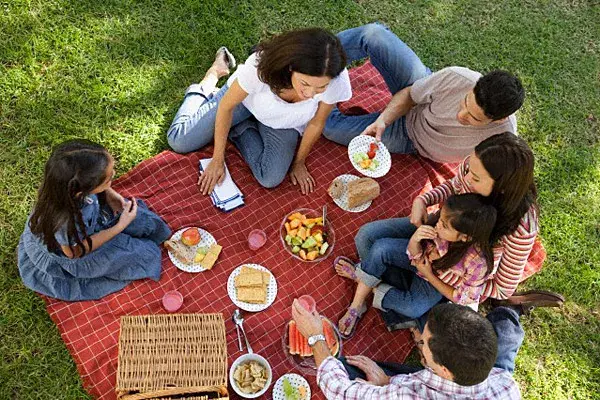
356, 236, 443, 319
355, 217, 417, 261
487, 306, 524, 374
339, 307, 525, 377
323, 23, 431, 153
167, 84, 299, 188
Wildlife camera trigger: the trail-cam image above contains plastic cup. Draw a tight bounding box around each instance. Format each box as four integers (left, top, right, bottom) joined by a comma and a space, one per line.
297, 295, 316, 313
248, 229, 267, 250
162, 290, 183, 312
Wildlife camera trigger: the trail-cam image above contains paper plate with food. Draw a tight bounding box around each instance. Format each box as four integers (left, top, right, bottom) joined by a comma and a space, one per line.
165, 227, 222, 273
272, 373, 310, 400
348, 135, 391, 178
328, 174, 380, 212
281, 317, 341, 376
281, 208, 335, 262
227, 264, 277, 312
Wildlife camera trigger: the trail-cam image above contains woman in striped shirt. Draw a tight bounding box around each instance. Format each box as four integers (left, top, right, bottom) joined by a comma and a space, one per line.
334, 132, 538, 334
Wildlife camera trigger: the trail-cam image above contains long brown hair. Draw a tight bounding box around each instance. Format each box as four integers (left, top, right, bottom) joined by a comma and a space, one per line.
432, 194, 497, 275
29, 140, 110, 255
474, 133, 538, 243
255, 28, 347, 93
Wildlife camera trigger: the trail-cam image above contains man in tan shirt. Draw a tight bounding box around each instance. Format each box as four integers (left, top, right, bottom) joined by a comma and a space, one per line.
324, 23, 524, 163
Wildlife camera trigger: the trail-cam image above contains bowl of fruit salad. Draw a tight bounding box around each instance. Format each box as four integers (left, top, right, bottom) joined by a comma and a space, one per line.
280, 208, 335, 262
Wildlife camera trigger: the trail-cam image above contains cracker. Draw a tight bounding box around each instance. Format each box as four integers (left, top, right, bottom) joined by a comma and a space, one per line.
200, 252, 218, 270
235, 272, 264, 287
237, 287, 267, 304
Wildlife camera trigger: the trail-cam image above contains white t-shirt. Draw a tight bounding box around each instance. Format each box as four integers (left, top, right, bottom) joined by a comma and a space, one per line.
227, 53, 352, 133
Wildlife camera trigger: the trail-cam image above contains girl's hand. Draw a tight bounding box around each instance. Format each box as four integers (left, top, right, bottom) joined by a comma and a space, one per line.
105, 188, 127, 213
415, 257, 434, 277
410, 198, 428, 227
290, 162, 315, 195
346, 355, 390, 386
198, 159, 225, 195
117, 198, 138, 229
412, 225, 437, 242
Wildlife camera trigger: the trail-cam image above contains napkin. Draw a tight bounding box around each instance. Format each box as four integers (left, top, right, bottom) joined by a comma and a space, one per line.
199, 159, 245, 212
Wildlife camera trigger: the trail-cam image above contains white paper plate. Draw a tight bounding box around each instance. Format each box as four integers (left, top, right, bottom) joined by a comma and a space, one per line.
272, 373, 311, 400
167, 227, 217, 273
330, 174, 372, 212
227, 264, 277, 312
348, 135, 391, 178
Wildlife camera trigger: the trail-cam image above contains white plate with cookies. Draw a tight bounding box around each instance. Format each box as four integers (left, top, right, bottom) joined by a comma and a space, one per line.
166, 227, 219, 273
227, 264, 277, 312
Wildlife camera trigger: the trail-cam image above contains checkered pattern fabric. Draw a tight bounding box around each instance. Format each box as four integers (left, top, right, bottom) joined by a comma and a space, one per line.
39, 62, 542, 399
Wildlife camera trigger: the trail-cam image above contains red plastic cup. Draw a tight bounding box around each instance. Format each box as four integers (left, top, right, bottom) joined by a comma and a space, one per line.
297, 295, 316, 313
248, 229, 267, 250
162, 290, 183, 312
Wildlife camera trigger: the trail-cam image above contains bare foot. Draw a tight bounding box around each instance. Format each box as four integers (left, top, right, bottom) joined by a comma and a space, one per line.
334, 258, 358, 281
206, 49, 231, 79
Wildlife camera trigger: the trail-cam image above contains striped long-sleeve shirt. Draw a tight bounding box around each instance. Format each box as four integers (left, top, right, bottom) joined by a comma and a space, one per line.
417, 157, 539, 300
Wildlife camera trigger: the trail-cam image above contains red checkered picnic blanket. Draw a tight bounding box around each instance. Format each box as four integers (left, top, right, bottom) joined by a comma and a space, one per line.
40, 62, 544, 399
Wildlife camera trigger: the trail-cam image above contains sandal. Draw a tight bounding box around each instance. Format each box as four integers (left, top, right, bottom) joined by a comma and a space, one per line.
410, 327, 426, 367
338, 303, 367, 339
333, 256, 358, 281
216, 46, 236, 70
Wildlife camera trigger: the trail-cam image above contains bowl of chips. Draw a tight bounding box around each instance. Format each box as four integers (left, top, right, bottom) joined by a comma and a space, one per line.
229, 353, 272, 398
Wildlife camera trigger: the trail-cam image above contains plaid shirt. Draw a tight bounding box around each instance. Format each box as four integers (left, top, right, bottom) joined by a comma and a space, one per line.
317, 357, 521, 400
408, 238, 490, 305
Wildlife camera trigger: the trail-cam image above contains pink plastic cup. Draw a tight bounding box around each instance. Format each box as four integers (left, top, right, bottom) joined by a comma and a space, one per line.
162, 290, 183, 312
297, 295, 316, 313
248, 229, 267, 250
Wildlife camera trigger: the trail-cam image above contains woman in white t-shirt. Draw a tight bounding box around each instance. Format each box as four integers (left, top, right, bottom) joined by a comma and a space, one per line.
167, 28, 352, 194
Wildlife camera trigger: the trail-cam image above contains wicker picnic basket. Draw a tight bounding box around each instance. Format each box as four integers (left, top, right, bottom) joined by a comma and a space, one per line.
116, 313, 229, 400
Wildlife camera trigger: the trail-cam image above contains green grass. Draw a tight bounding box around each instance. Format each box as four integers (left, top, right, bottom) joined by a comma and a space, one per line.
1, 0, 599, 398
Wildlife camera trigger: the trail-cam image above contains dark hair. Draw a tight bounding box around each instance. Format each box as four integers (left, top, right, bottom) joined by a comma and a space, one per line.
474, 70, 525, 120
255, 28, 347, 93
475, 133, 537, 243
432, 194, 497, 275
426, 303, 498, 386
29, 139, 110, 255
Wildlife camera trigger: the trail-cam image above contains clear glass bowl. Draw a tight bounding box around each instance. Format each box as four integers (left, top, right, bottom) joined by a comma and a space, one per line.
279, 208, 335, 262
280, 316, 342, 376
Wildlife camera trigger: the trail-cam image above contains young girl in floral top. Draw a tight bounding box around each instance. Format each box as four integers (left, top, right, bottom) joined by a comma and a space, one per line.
337, 193, 497, 338
407, 193, 497, 306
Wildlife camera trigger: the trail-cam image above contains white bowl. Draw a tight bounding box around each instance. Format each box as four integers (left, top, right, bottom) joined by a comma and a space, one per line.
229, 353, 272, 398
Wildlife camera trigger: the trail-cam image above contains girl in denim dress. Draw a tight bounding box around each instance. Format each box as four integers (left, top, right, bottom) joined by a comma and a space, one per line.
18, 140, 171, 301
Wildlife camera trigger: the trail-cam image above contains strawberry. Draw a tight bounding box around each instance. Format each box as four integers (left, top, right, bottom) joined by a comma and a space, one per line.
369, 142, 379, 152
367, 149, 376, 159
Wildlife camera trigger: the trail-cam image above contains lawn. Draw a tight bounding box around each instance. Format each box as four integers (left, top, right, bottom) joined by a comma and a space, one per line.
1, 0, 599, 399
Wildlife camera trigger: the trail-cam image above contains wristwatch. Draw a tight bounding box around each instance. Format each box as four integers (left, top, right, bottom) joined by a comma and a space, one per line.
307, 334, 326, 347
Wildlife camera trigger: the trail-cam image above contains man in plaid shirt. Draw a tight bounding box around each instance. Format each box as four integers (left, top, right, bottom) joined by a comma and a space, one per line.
292, 302, 522, 399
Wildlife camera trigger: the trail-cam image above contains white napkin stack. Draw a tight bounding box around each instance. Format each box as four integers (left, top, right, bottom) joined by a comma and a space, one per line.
199, 159, 244, 212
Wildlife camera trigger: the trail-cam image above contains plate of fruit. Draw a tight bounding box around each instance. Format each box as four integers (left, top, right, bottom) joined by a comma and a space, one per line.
164, 227, 221, 273
272, 373, 310, 400
348, 135, 391, 178
281, 317, 341, 376
281, 209, 334, 262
